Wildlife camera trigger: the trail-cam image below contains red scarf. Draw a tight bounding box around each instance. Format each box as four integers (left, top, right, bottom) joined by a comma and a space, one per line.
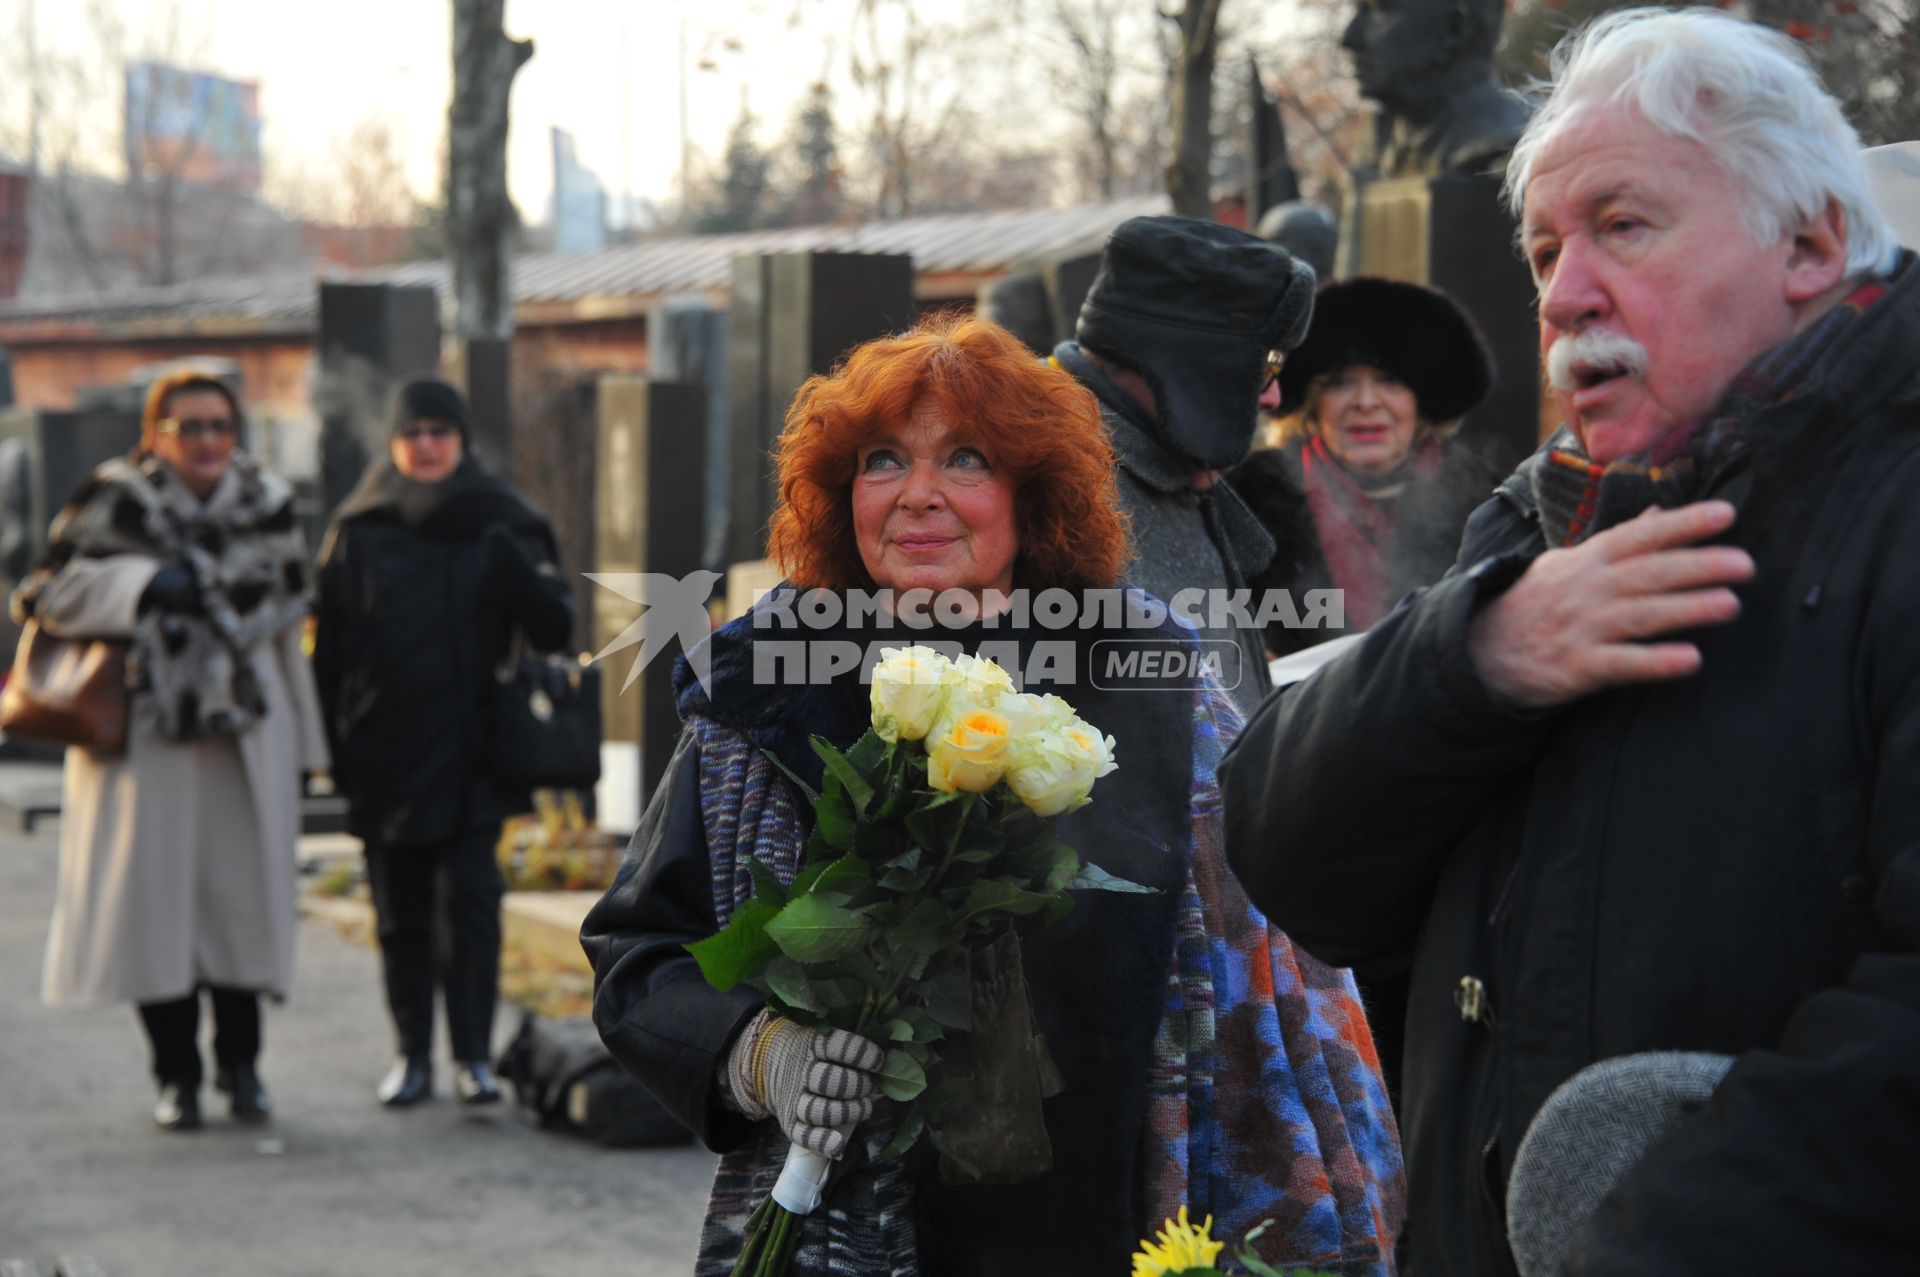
1299, 434, 1442, 629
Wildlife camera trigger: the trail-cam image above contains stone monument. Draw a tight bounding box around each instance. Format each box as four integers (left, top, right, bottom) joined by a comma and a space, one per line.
1336, 0, 1541, 468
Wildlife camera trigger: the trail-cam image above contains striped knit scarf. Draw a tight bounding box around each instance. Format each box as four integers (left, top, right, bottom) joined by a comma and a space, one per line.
1533, 277, 1892, 547
1142, 683, 1405, 1275
689, 714, 919, 1277
685, 692, 1405, 1276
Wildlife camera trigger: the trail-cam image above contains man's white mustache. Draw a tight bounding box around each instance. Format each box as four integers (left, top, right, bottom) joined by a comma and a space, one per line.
1547, 330, 1650, 392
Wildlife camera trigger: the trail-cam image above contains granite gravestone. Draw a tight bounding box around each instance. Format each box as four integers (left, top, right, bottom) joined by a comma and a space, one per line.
593, 376, 707, 823
724, 253, 915, 569
315, 283, 441, 515
649, 296, 731, 572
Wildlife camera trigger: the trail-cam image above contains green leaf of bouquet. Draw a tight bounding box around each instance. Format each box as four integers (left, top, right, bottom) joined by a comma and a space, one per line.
758, 747, 821, 805
929, 1127, 981, 1182
878, 1049, 928, 1102
1004, 837, 1078, 891
884, 1017, 915, 1042
814, 976, 868, 1011
764, 894, 873, 962
878, 846, 931, 892
960, 877, 1054, 920
762, 956, 821, 1015
892, 898, 957, 956
811, 854, 871, 896
685, 898, 781, 992
876, 1108, 926, 1163
853, 819, 905, 862
812, 737, 877, 815
919, 964, 973, 1031
906, 803, 967, 862
902, 1009, 943, 1043
921, 1076, 972, 1120
788, 858, 830, 896
1064, 859, 1157, 894
746, 857, 789, 910
847, 729, 889, 777
814, 786, 858, 852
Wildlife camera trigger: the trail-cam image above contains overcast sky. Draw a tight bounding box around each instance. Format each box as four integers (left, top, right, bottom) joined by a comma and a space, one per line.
3, 0, 837, 225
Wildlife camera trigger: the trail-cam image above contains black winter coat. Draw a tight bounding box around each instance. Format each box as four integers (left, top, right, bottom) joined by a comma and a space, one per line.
1220, 273, 1920, 1275
313, 461, 575, 846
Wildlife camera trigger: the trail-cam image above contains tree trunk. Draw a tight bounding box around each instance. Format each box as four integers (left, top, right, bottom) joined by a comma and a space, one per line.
448, 0, 532, 342
1168, 0, 1222, 220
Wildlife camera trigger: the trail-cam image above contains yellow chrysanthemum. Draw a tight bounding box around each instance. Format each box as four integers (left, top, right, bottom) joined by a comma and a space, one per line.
1131, 1206, 1225, 1277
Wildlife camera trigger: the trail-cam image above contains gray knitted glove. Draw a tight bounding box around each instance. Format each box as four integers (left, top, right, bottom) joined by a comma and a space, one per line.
724, 1009, 886, 1160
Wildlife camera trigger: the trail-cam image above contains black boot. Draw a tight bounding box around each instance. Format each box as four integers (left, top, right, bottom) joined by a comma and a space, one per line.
453, 1060, 502, 1105
154, 1082, 202, 1131
377, 1056, 432, 1107
216, 1064, 272, 1124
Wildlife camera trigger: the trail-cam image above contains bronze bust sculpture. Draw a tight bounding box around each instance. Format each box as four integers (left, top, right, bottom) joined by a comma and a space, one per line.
1343, 0, 1532, 179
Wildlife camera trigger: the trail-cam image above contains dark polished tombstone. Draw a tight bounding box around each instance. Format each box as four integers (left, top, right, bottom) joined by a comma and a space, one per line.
649, 296, 730, 572
725, 252, 914, 568
1339, 174, 1542, 472
594, 376, 708, 823
0, 405, 142, 683
0, 406, 142, 570
315, 283, 441, 514
451, 337, 513, 468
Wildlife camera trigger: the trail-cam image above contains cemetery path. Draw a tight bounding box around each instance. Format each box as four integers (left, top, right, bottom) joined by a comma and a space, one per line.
0, 810, 714, 1277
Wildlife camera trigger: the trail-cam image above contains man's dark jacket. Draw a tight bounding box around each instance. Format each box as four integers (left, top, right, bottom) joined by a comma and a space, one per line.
1220, 273, 1920, 1274
313, 462, 575, 846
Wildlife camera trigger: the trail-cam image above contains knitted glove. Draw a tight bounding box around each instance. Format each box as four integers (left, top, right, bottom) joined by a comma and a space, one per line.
724, 1009, 885, 1160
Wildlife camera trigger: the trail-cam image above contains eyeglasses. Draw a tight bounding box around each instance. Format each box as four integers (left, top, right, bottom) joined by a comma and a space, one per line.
1261, 350, 1286, 394
156, 417, 238, 441
396, 423, 460, 443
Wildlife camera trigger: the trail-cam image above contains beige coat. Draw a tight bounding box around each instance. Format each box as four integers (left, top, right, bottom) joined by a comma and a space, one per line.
35, 468, 330, 1008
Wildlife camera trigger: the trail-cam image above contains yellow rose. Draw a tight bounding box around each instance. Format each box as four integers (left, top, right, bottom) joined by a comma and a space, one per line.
927, 706, 1011, 793
870, 646, 961, 743
1004, 717, 1118, 816
997, 691, 1076, 740
950, 652, 1015, 706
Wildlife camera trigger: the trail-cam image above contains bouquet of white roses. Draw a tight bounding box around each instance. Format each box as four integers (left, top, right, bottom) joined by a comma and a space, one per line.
689, 645, 1142, 1277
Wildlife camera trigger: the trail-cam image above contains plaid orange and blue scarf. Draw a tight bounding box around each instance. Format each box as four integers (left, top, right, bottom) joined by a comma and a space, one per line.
1534, 276, 1892, 547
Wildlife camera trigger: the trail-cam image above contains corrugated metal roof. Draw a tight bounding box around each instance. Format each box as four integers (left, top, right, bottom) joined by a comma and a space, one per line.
0, 194, 1169, 335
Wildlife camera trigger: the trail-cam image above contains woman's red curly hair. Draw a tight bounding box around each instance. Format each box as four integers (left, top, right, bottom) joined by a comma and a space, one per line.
767, 313, 1129, 592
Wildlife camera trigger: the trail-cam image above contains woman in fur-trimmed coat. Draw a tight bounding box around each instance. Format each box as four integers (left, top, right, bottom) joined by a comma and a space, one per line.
11, 370, 328, 1133
1229, 278, 1502, 662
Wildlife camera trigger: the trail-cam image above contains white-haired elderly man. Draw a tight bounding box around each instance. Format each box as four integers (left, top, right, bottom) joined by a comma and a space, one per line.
1220, 7, 1920, 1274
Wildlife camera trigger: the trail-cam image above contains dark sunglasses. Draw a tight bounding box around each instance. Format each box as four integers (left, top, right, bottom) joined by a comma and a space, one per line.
156, 417, 238, 441
395, 422, 460, 443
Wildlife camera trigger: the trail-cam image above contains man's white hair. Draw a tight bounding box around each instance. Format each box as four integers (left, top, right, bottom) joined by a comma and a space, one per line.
1505, 7, 1900, 278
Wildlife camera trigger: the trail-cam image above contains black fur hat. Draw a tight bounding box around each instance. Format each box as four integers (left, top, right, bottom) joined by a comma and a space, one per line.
389, 377, 471, 441
1277, 277, 1494, 424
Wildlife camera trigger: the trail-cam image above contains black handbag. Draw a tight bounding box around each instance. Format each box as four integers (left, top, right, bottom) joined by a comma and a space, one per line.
491, 650, 602, 790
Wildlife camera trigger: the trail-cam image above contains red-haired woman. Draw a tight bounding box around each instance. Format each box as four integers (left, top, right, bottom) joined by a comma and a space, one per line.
582, 316, 1404, 1277
12, 370, 327, 1132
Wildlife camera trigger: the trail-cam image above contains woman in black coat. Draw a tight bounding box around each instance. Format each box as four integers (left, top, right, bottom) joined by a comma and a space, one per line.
312, 378, 575, 1108
1229, 277, 1501, 660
